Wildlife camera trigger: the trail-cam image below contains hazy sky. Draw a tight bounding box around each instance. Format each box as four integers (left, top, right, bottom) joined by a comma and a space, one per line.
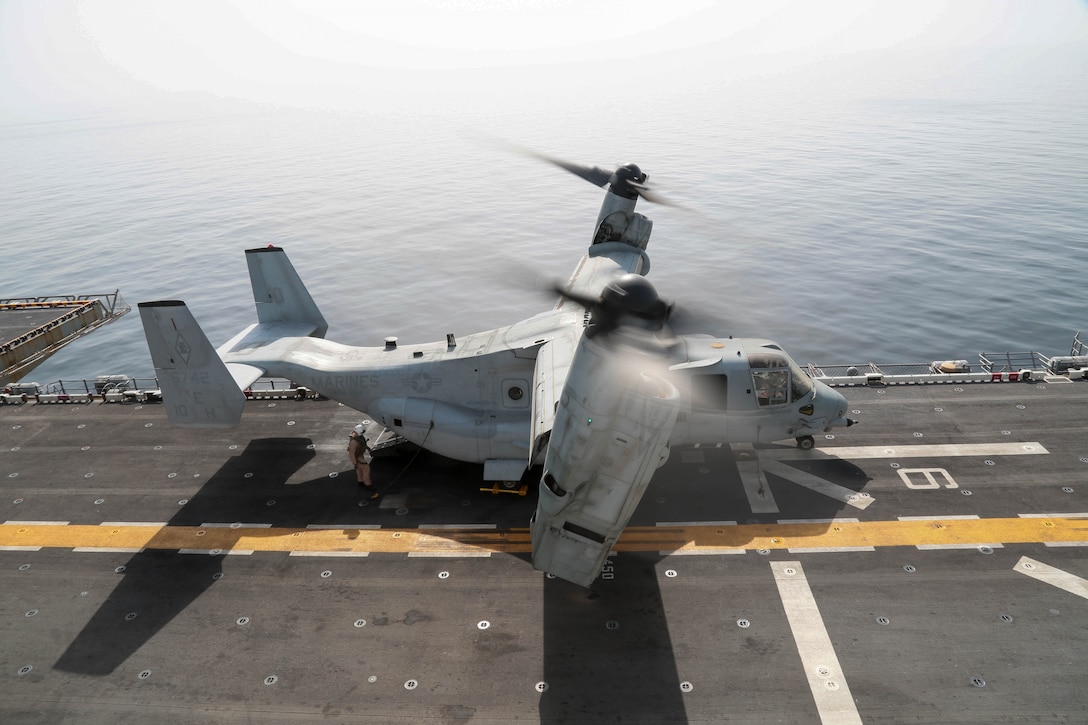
2, 0, 1086, 120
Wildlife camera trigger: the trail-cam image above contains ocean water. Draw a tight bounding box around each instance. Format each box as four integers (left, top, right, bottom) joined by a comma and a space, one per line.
3, 44, 1086, 384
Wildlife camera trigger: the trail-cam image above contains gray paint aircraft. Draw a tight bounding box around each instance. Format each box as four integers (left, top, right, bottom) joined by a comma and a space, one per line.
139, 158, 856, 587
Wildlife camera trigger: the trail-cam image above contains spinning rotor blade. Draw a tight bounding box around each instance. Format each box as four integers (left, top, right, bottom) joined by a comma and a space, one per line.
663, 300, 727, 337
550, 281, 600, 312
511, 143, 682, 208
529, 151, 613, 189
627, 180, 683, 209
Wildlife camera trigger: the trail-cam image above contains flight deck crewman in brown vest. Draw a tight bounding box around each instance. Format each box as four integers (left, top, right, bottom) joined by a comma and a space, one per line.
348, 424, 379, 499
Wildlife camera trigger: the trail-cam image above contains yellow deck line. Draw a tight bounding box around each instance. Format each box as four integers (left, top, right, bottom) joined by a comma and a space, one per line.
2, 517, 1088, 556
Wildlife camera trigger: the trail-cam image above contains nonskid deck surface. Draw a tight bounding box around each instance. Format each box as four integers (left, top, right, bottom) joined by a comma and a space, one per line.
2, 382, 1087, 724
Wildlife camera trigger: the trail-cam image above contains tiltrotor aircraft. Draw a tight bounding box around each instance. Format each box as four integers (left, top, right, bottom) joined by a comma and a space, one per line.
139, 156, 856, 587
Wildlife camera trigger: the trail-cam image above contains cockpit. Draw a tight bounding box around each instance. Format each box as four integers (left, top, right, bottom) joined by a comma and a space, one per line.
748, 349, 813, 406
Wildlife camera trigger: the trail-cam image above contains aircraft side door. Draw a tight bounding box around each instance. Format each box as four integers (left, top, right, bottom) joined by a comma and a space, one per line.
669, 357, 729, 444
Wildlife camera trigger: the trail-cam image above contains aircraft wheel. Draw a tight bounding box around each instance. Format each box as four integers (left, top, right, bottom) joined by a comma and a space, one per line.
500, 480, 518, 490
796, 435, 815, 450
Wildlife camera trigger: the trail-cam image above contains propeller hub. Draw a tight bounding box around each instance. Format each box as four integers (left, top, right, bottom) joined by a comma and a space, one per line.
609, 163, 647, 200
600, 274, 668, 329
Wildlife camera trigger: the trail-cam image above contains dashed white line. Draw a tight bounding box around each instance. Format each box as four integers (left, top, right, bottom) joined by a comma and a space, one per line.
916, 543, 1004, 551
306, 524, 382, 530
73, 547, 144, 553
417, 523, 497, 530
4, 520, 70, 525
788, 546, 876, 554
200, 522, 274, 528
778, 518, 860, 525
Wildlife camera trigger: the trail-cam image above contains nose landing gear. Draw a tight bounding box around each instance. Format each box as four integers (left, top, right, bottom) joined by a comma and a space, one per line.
795, 435, 815, 450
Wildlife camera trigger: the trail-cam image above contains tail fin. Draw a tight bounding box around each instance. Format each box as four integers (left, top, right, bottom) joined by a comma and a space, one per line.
246, 246, 327, 338
138, 301, 246, 428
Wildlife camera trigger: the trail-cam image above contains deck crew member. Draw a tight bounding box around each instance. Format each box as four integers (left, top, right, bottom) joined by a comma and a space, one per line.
348, 424, 379, 499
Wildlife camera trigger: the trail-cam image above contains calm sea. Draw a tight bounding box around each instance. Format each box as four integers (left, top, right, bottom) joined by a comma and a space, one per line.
3, 44, 1086, 384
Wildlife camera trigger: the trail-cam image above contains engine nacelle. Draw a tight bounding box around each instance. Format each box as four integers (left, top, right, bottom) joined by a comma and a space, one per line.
530, 332, 680, 587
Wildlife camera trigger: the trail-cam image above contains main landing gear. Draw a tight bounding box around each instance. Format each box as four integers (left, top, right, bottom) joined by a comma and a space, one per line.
795, 435, 815, 450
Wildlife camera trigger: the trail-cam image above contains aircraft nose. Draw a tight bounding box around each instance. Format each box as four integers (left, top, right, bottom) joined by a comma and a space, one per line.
827, 388, 856, 428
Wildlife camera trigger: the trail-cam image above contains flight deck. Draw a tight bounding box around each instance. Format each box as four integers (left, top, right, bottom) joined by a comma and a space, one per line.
2, 380, 1087, 723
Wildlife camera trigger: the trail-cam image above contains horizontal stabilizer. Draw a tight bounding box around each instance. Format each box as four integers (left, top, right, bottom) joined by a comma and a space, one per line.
246, 246, 327, 338
226, 362, 266, 391
138, 301, 246, 428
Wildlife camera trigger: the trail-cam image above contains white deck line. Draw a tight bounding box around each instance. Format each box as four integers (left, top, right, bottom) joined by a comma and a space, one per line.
406, 551, 493, 558
72, 547, 144, 553
288, 551, 371, 557
0, 545, 42, 551
99, 521, 167, 527
5, 520, 70, 525
763, 462, 874, 510
656, 521, 737, 527
178, 549, 255, 555
897, 515, 980, 521
417, 523, 497, 530
734, 445, 780, 513
788, 546, 876, 553
768, 442, 1049, 461
915, 544, 1003, 551
199, 522, 274, 528
306, 524, 382, 530
778, 518, 860, 525
1015, 556, 1088, 600
661, 548, 747, 556
1018, 513, 1088, 519
771, 561, 862, 725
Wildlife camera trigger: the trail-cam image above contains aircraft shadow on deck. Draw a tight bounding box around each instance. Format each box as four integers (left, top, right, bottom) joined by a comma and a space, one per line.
53, 435, 872, 725
54, 437, 317, 675
52, 438, 531, 676
536, 445, 871, 723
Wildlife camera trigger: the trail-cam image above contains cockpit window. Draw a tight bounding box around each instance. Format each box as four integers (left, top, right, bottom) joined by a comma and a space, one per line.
749, 350, 813, 406
748, 352, 789, 369
752, 369, 789, 406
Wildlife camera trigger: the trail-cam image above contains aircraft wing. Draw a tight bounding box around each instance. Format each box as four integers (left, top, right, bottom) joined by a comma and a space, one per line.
529, 335, 577, 466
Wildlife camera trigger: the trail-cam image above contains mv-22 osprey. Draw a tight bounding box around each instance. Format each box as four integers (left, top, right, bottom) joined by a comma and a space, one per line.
139, 157, 857, 587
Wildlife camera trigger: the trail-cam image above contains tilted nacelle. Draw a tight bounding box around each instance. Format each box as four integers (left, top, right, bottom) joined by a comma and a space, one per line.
531, 330, 680, 587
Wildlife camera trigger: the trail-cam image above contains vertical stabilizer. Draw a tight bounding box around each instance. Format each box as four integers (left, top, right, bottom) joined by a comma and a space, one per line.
138, 301, 246, 428
245, 246, 328, 338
